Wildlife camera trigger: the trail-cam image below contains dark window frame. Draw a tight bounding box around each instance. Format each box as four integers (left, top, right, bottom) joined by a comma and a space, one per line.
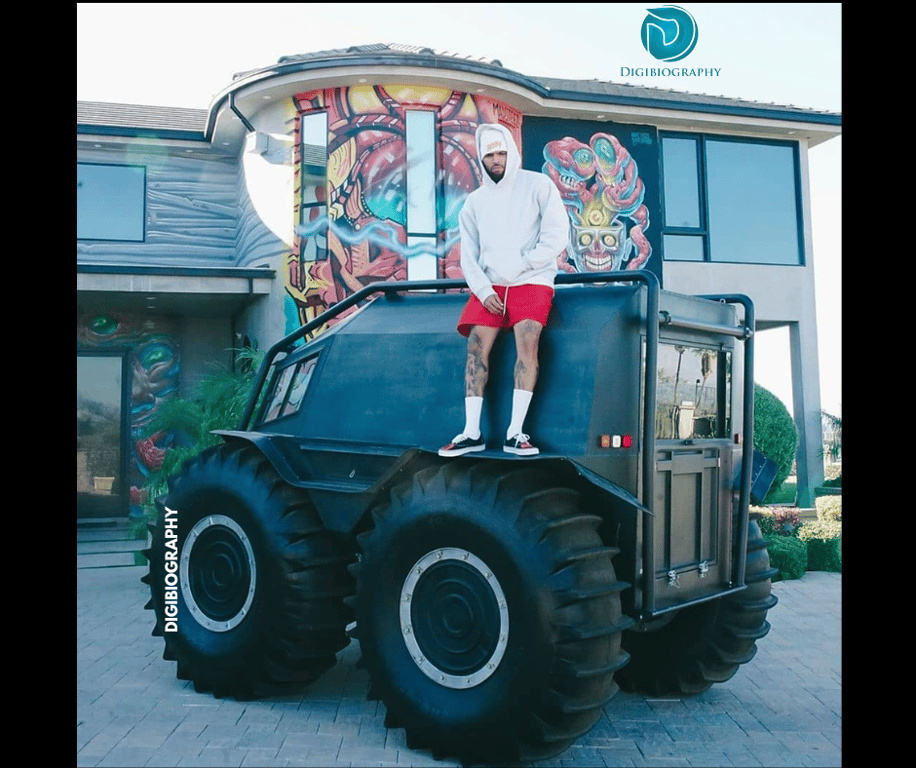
298, 111, 329, 266
660, 132, 805, 266
77, 162, 147, 243
404, 107, 440, 281
258, 352, 321, 426
76, 349, 131, 518
654, 341, 732, 441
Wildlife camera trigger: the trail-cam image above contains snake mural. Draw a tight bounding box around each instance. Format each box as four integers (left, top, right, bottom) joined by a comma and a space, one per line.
541, 132, 652, 273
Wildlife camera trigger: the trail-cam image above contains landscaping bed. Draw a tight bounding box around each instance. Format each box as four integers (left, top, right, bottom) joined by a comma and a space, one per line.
754, 492, 841, 581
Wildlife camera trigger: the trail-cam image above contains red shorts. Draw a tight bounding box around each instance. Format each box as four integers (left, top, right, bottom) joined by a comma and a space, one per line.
457, 284, 554, 338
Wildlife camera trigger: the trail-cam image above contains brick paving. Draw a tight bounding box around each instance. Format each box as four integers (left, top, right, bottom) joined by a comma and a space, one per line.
77, 567, 840, 767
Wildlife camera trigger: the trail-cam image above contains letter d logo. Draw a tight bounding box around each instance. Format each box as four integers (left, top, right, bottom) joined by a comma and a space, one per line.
641, 5, 699, 62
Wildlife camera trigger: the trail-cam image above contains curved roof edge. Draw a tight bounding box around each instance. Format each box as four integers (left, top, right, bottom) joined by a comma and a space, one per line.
78, 44, 841, 143
218, 43, 840, 126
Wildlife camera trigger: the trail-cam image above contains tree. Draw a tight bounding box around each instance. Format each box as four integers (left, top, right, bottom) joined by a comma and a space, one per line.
753, 384, 798, 492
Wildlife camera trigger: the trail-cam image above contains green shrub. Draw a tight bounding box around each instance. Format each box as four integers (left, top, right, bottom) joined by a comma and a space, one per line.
753, 507, 800, 538
804, 536, 842, 572
755, 509, 775, 538
824, 463, 842, 482
753, 507, 777, 538
799, 518, 842, 572
815, 495, 841, 523
754, 384, 799, 494
764, 535, 808, 581
131, 346, 264, 562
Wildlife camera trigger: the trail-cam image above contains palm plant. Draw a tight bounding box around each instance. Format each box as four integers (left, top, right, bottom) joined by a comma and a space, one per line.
821, 409, 842, 462
130, 347, 264, 548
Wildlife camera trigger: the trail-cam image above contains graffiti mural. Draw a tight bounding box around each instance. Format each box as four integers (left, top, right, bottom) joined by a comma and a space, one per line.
542, 134, 651, 272
77, 312, 180, 515
523, 118, 662, 283
288, 85, 522, 332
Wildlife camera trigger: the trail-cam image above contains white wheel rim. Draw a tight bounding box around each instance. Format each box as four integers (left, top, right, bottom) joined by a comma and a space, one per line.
179, 514, 257, 632
399, 547, 509, 689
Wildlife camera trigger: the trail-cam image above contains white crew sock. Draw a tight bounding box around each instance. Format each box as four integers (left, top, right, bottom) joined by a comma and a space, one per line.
507, 389, 533, 439
463, 396, 484, 439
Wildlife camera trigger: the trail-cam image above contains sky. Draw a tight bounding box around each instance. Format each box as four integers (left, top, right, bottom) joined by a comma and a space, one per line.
77, 3, 842, 416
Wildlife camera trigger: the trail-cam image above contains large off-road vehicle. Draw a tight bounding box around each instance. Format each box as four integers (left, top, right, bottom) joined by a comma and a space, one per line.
144, 270, 777, 764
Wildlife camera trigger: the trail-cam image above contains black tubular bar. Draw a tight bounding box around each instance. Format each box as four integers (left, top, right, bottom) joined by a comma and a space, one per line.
698, 294, 755, 590
240, 278, 459, 429
658, 311, 753, 339
240, 270, 661, 433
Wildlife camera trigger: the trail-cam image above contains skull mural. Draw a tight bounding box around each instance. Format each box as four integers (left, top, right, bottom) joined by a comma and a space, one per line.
543, 132, 652, 273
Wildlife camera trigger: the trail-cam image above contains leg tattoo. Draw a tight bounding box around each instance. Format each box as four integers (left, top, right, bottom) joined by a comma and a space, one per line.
465, 328, 496, 397
513, 320, 542, 392
514, 358, 539, 391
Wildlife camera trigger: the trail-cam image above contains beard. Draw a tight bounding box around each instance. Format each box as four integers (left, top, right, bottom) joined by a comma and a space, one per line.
485, 166, 505, 183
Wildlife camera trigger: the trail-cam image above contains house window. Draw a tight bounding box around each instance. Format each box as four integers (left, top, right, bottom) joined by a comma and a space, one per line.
77, 353, 128, 518
405, 110, 438, 281
77, 163, 146, 242
299, 112, 328, 264
661, 135, 803, 265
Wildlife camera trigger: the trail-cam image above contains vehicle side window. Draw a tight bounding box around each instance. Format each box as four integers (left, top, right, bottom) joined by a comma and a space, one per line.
260, 355, 319, 424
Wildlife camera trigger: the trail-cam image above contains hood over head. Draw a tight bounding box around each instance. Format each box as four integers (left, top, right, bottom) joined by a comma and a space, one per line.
475, 123, 520, 187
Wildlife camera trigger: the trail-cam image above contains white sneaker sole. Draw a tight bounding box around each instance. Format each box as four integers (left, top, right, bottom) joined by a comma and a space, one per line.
438, 444, 486, 457
503, 445, 539, 456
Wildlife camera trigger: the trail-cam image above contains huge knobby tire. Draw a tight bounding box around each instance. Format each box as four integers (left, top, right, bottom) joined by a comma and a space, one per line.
351, 461, 632, 764
142, 442, 354, 698
617, 518, 778, 695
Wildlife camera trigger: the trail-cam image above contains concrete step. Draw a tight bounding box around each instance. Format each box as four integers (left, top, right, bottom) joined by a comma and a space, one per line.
78, 537, 146, 554
77, 551, 143, 569
77, 518, 147, 569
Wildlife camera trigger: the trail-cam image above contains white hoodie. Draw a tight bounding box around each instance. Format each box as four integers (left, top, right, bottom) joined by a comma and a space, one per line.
458, 124, 569, 304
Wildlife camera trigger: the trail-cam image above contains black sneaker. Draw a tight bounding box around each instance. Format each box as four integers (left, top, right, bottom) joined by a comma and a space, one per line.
503, 433, 539, 456
439, 433, 486, 457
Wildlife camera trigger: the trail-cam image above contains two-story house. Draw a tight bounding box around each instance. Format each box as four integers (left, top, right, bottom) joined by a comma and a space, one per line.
77, 44, 841, 523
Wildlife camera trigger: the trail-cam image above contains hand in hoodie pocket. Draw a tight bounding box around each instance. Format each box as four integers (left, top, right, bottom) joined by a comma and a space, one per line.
488, 249, 528, 284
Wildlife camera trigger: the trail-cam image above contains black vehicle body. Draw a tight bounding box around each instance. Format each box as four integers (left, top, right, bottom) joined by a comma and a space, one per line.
145, 270, 776, 764
228, 271, 755, 619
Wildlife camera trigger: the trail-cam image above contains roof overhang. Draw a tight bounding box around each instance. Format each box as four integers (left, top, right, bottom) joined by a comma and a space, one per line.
75, 47, 841, 153
77, 264, 275, 318
206, 50, 841, 149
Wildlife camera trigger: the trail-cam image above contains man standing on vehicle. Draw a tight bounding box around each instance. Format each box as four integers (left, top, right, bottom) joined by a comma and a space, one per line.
439, 123, 569, 457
